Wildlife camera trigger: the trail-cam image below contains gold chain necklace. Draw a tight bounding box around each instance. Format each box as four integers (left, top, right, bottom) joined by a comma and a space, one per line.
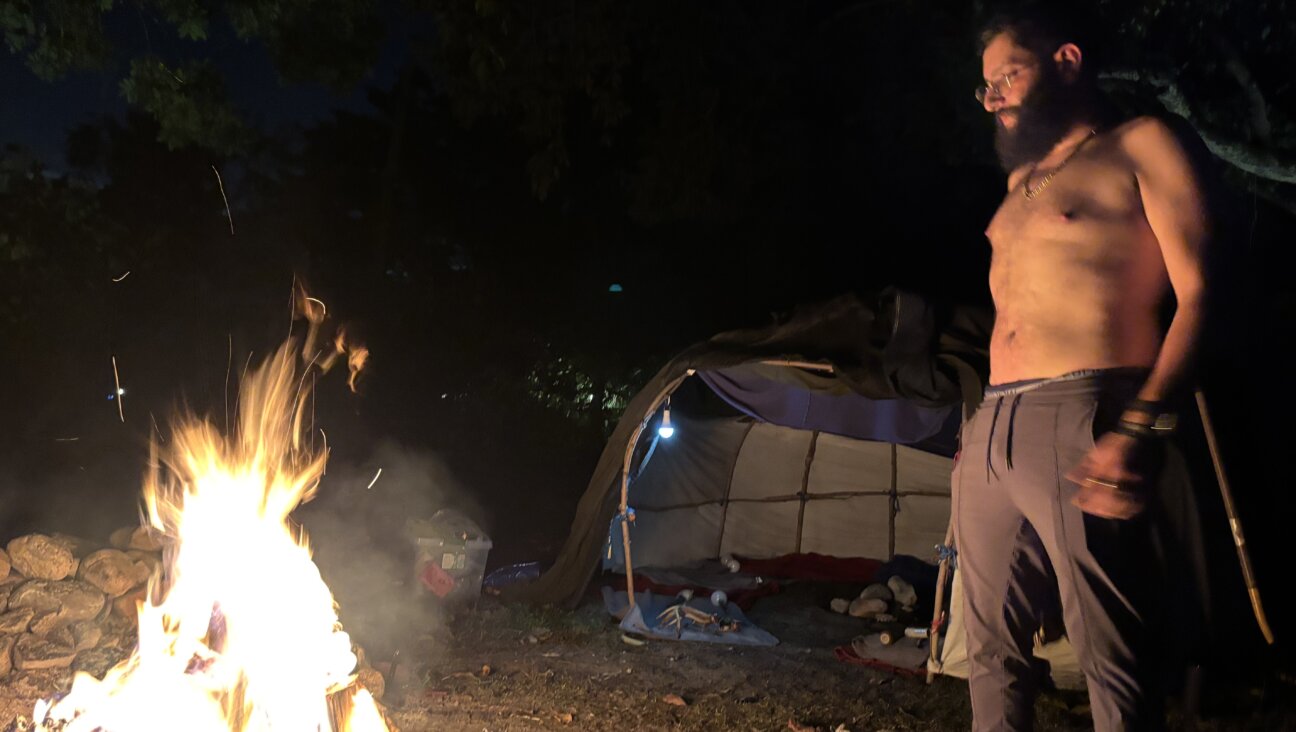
1022, 128, 1097, 201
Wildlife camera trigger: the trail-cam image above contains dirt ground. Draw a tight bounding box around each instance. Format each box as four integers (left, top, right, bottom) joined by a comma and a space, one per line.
3, 589, 1293, 731
375, 590, 1294, 732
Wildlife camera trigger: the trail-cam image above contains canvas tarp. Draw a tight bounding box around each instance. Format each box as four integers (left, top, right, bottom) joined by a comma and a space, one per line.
610, 416, 954, 569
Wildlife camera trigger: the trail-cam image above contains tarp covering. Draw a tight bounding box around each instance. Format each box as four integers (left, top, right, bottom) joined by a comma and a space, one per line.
608, 416, 954, 569
505, 289, 992, 607
699, 364, 959, 450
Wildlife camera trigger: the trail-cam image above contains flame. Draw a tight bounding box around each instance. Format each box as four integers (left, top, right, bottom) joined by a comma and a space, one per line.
37, 324, 387, 730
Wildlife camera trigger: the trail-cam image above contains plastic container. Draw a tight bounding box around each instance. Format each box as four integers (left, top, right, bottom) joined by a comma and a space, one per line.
407, 510, 493, 607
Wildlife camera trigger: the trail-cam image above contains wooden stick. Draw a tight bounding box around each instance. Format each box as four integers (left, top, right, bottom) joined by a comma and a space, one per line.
758, 359, 835, 372
619, 374, 692, 608
926, 520, 956, 683
1195, 388, 1275, 645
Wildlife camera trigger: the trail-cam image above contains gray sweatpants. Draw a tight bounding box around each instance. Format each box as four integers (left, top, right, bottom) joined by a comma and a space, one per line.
953, 369, 1163, 731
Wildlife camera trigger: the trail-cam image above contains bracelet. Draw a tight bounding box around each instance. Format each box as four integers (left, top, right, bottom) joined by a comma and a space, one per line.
1125, 398, 1165, 416
1114, 420, 1157, 440
1123, 399, 1179, 435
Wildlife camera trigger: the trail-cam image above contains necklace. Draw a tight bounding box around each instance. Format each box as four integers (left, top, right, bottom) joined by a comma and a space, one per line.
1022, 128, 1097, 201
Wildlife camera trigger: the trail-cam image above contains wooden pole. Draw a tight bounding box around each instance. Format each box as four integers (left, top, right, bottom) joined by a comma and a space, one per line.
1194, 388, 1275, 645
619, 447, 638, 609
926, 520, 956, 683
619, 372, 692, 609
758, 359, 835, 373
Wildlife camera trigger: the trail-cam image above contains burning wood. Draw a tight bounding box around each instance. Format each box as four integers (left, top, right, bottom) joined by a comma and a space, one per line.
3, 299, 389, 731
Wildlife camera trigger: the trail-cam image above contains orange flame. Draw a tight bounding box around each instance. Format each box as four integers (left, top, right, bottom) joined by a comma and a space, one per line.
36, 313, 386, 731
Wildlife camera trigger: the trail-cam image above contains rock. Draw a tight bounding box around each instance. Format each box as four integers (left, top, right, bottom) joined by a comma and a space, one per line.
48, 626, 76, 650
29, 610, 65, 636
0, 607, 35, 634
829, 598, 850, 614
79, 549, 150, 597
126, 550, 162, 576
113, 586, 147, 619
859, 583, 894, 602
0, 634, 14, 677
14, 633, 77, 670
97, 625, 138, 653
357, 666, 386, 700
0, 576, 21, 613
848, 597, 888, 618
69, 621, 103, 651
886, 576, 917, 610
7, 667, 74, 696
6, 534, 76, 581
73, 647, 127, 679
7, 579, 106, 622
0, 547, 9, 580
109, 526, 135, 550
129, 526, 165, 552
49, 534, 97, 558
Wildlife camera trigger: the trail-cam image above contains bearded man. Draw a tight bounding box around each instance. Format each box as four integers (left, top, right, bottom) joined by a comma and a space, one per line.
952, 6, 1210, 731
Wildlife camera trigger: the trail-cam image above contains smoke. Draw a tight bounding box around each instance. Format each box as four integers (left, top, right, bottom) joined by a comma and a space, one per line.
297, 439, 487, 662
0, 444, 142, 544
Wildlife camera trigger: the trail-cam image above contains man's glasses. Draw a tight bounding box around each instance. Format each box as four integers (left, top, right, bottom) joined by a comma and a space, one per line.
975, 69, 1022, 105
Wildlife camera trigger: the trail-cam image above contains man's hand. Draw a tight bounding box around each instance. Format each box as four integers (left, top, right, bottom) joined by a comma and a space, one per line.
1066, 431, 1148, 519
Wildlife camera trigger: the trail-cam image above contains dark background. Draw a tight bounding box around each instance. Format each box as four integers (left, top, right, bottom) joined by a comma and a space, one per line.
1, 0, 1294, 655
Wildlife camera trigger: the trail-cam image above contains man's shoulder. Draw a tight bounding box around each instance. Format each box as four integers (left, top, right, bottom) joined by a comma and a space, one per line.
1108, 116, 1192, 160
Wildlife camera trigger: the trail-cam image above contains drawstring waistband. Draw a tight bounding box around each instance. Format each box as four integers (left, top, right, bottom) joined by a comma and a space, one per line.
985, 397, 1004, 481
1005, 394, 1022, 470
984, 392, 1024, 480
978, 367, 1149, 481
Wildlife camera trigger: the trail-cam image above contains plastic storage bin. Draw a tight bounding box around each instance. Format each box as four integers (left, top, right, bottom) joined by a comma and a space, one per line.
408, 509, 493, 607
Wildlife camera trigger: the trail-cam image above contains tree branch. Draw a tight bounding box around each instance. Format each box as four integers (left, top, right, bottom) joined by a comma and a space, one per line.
1212, 34, 1271, 146
1104, 70, 1296, 186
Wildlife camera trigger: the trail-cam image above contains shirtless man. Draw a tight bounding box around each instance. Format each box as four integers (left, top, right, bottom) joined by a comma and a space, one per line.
953, 7, 1209, 731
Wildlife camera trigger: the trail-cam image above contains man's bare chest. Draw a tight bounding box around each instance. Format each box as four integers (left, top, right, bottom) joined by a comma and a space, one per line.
985, 158, 1148, 263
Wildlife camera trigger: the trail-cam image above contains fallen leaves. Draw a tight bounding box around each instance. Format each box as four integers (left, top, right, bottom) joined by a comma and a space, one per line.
662, 693, 688, 707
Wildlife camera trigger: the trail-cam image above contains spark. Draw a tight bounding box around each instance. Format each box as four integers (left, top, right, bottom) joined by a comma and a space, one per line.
149, 412, 165, 443
365, 468, 383, 491
112, 271, 131, 282
111, 355, 125, 422
212, 165, 234, 235
225, 333, 233, 431
305, 297, 327, 317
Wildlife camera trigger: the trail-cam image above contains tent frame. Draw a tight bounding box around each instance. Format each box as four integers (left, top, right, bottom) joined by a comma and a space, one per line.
617, 360, 843, 608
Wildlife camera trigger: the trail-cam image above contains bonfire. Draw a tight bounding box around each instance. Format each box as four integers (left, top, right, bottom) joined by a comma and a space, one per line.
29, 291, 387, 732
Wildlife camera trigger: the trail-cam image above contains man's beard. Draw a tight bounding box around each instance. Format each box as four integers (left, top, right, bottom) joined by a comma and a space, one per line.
994, 69, 1091, 173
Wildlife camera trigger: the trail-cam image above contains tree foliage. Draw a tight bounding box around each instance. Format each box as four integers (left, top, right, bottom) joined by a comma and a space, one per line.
2, 0, 381, 152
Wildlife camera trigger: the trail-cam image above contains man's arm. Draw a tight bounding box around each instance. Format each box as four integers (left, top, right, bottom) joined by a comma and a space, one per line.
1068, 118, 1212, 519
1124, 116, 1212, 410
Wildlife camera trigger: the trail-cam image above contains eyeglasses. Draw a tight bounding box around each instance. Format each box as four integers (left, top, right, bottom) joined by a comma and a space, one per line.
975, 69, 1022, 104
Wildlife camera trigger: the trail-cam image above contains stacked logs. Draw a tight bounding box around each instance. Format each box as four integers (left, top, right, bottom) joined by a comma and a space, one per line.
0, 527, 160, 697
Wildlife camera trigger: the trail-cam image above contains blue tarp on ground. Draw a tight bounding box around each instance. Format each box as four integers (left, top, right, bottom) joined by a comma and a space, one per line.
602, 587, 779, 646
